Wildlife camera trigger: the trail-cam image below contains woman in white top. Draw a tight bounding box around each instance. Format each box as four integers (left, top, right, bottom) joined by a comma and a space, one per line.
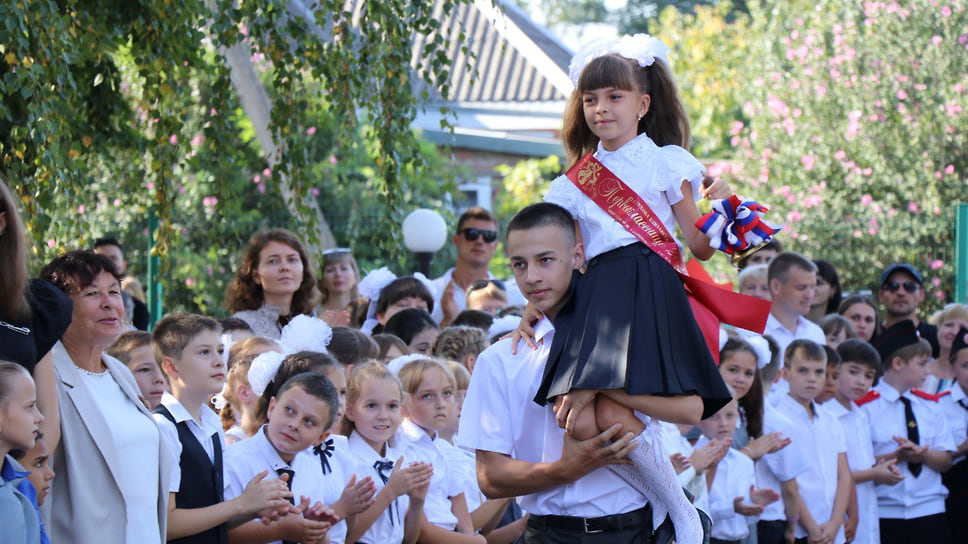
41, 250, 171, 544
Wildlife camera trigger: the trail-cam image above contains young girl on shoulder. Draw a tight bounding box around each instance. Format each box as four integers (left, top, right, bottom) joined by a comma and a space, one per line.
518, 34, 752, 543
0, 362, 46, 544
342, 361, 433, 544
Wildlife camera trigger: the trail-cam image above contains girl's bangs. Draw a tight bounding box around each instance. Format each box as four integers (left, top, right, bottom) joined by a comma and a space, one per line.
577, 55, 636, 93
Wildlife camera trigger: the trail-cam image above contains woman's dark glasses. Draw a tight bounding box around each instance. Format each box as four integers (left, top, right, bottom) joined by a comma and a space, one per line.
459, 228, 498, 243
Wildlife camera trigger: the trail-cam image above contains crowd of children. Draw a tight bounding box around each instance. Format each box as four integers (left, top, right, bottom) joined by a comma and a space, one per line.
2, 32, 966, 544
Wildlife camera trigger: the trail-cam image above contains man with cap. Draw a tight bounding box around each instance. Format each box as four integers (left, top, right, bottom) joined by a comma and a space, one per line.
938, 327, 968, 541
873, 264, 940, 358
858, 319, 955, 544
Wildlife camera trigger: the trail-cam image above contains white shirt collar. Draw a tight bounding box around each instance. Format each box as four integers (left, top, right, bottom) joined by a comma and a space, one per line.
253, 425, 293, 471
534, 316, 555, 345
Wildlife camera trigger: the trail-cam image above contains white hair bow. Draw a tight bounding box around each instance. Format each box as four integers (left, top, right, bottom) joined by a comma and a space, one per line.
568, 33, 672, 86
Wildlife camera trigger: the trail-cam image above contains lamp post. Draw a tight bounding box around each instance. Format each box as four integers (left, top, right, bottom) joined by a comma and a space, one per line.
402, 209, 448, 276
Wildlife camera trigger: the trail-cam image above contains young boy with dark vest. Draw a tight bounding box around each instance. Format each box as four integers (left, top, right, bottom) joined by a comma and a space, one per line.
152, 313, 292, 543
859, 319, 955, 544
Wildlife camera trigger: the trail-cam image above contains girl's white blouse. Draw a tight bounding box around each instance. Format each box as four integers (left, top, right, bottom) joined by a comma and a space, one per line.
544, 133, 706, 260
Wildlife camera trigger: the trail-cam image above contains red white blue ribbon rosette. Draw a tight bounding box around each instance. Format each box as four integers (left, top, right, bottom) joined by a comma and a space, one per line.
696, 195, 783, 255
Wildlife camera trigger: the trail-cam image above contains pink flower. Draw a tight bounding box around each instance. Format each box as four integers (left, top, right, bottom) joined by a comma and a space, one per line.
835, 149, 847, 161
47, 239, 56, 249
935, 290, 946, 301
931, 259, 944, 270
191, 134, 204, 147
258, 184, 266, 195
908, 201, 921, 213
169, 134, 178, 145
185, 278, 196, 287
306, 126, 317, 135
861, 194, 873, 205
932, 36, 943, 46
897, 89, 908, 100
113, 199, 121, 206
945, 165, 955, 175
801, 155, 816, 171
263, 168, 272, 177
311, 188, 320, 196
787, 211, 802, 222
942, 6, 952, 16
934, 277, 942, 287
329, 156, 338, 165
253, 175, 261, 184
147, 182, 155, 190
77, 205, 85, 214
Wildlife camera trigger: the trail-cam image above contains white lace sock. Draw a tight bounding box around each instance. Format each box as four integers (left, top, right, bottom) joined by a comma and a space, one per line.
607, 424, 703, 544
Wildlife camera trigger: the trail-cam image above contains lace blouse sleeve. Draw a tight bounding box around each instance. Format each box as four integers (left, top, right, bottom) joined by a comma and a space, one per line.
658, 145, 706, 206
543, 174, 581, 216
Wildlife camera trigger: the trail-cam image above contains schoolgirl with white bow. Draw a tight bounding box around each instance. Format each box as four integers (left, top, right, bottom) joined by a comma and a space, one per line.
342, 361, 433, 544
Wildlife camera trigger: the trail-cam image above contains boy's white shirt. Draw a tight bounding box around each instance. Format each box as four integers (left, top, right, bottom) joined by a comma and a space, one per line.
223, 426, 346, 544
437, 438, 484, 513
774, 394, 846, 543
938, 382, 968, 465
859, 381, 956, 519
458, 318, 648, 517
823, 398, 879, 544
152, 391, 226, 492
754, 404, 813, 522
345, 431, 411, 544
396, 418, 462, 530
695, 437, 756, 540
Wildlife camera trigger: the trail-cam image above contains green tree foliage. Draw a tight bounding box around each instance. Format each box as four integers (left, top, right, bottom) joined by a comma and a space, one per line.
1, 0, 467, 314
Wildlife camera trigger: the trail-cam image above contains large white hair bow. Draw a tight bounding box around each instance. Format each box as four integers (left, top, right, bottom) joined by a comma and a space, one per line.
247, 351, 287, 397
746, 335, 773, 369
568, 33, 672, 86
280, 314, 332, 354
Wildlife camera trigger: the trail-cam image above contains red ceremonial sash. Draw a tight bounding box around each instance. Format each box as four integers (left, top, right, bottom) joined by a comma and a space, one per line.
565, 153, 771, 361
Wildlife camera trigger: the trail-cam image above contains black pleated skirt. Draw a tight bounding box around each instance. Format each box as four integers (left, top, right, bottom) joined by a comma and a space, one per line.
534, 243, 731, 419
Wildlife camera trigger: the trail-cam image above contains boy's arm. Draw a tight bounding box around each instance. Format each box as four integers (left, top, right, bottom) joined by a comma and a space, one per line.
469, 498, 510, 533
921, 448, 954, 472
779, 478, 802, 544
822, 453, 851, 536
345, 486, 398, 542
450, 492, 475, 535
844, 480, 858, 544
476, 424, 634, 499
417, 519, 486, 543
402, 498, 425, 544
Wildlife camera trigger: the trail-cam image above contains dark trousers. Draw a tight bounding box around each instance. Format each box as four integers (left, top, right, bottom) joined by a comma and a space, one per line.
880, 514, 950, 544
756, 520, 786, 544
523, 517, 650, 543
711, 539, 741, 544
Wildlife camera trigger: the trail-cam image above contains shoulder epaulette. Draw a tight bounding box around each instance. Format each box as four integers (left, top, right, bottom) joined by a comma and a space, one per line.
912, 389, 943, 402
855, 390, 880, 406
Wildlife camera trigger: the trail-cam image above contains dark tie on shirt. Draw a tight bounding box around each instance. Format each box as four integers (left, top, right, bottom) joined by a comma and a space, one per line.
313, 438, 335, 475
959, 399, 968, 412
373, 459, 397, 526
276, 468, 297, 544
899, 396, 922, 477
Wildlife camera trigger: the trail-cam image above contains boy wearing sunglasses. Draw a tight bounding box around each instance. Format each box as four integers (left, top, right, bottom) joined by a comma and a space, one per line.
875, 264, 940, 358
431, 207, 525, 325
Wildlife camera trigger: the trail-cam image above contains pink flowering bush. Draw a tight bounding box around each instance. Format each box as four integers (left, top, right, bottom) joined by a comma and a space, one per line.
726, 0, 967, 305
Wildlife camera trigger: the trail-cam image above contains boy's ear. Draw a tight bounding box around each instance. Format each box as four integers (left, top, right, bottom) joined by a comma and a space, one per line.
160, 356, 177, 379
890, 356, 905, 373
266, 396, 276, 421
571, 242, 586, 271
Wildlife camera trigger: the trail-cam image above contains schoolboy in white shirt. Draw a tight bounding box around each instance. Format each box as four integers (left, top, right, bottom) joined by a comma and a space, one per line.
152, 313, 292, 544
860, 319, 955, 544
827, 339, 904, 544
696, 398, 779, 544
774, 340, 850, 544
938, 326, 968, 541
224, 373, 342, 544
459, 203, 647, 543
754, 351, 812, 544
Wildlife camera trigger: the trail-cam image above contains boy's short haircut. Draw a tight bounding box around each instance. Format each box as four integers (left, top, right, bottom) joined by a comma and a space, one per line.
372, 334, 411, 360
456, 206, 499, 233
835, 339, 881, 372
466, 279, 509, 303
152, 312, 220, 362
276, 372, 340, 430
506, 202, 575, 246
107, 330, 153, 364
218, 317, 253, 334
758, 334, 782, 384
432, 326, 489, 363
737, 264, 768, 287
451, 309, 494, 332
93, 236, 123, 252
328, 327, 380, 367
822, 345, 842, 367
497, 305, 525, 318
737, 239, 783, 269
783, 339, 827, 368
768, 251, 818, 284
